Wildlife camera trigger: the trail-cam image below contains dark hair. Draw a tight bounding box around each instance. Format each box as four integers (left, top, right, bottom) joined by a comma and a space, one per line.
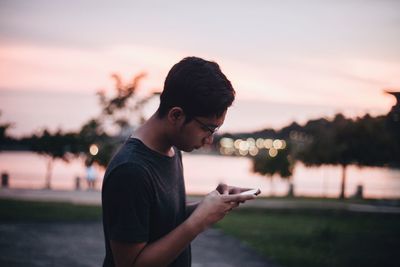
157, 57, 235, 120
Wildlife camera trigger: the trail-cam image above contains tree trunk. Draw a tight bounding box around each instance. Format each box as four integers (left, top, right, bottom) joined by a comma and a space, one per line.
287, 177, 294, 197
45, 158, 53, 189
339, 164, 347, 199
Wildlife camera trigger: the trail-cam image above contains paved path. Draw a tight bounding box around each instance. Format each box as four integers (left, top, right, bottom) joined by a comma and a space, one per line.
1, 188, 400, 214
0, 222, 275, 267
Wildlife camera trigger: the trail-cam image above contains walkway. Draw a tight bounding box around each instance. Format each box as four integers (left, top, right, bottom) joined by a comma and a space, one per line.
0, 222, 274, 267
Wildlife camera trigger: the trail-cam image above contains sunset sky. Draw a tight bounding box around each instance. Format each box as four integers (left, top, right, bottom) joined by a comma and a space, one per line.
1, 0, 400, 136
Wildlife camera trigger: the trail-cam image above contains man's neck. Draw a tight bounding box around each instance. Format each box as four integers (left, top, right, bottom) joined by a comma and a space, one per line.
132, 113, 175, 157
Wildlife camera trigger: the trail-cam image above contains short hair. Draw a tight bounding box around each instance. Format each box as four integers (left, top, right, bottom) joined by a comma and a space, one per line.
157, 57, 235, 120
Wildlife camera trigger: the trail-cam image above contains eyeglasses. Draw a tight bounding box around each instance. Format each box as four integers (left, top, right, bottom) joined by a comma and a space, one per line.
192, 117, 220, 136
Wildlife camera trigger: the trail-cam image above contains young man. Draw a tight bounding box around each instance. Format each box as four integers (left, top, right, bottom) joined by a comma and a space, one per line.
102, 57, 258, 267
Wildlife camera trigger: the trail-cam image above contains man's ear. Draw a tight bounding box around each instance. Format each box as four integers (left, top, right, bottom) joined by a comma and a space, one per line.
167, 107, 185, 124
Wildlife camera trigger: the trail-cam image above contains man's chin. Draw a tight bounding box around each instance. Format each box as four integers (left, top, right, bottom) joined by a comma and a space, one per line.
181, 146, 198, 152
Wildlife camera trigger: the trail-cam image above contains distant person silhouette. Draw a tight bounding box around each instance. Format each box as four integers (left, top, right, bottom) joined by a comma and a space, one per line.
85, 161, 97, 190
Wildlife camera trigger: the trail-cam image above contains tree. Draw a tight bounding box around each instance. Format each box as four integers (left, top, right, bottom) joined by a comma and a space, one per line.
79, 73, 160, 168
0, 111, 14, 150
298, 114, 358, 198
27, 129, 80, 189
77, 119, 116, 167
96, 73, 158, 135
298, 113, 397, 199
252, 145, 294, 196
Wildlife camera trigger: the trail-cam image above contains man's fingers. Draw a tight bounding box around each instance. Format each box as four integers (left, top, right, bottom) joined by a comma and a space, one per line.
223, 202, 240, 214
222, 193, 255, 202
224, 204, 237, 212
229, 188, 241, 194
207, 190, 221, 199
216, 183, 229, 194
230, 202, 239, 209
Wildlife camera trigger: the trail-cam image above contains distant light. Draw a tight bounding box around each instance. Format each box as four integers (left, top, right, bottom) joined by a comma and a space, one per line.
225, 147, 234, 155
220, 147, 234, 155
220, 137, 234, 148
239, 141, 250, 151
247, 138, 255, 145
273, 139, 283, 149
281, 140, 287, 149
234, 139, 242, 149
239, 149, 249, 156
247, 138, 256, 149
256, 138, 264, 148
249, 147, 259, 156
89, 144, 99, 156
269, 148, 278, 157
264, 139, 273, 149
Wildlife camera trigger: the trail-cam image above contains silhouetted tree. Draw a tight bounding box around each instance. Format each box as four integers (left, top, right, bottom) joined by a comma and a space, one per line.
26, 129, 80, 189
252, 145, 294, 196
0, 111, 14, 150
298, 113, 397, 199
79, 73, 160, 167
96, 73, 159, 135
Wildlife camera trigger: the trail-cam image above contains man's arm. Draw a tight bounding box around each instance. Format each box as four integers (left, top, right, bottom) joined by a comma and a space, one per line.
111, 191, 255, 267
186, 200, 200, 217
111, 216, 201, 267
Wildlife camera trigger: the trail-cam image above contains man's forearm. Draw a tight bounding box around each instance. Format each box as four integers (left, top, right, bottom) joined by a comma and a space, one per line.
133, 215, 203, 267
186, 201, 200, 217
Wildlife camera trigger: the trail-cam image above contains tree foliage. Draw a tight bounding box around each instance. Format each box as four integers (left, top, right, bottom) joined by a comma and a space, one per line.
96, 72, 158, 135
251, 144, 294, 196
252, 148, 293, 178
0, 111, 14, 150
295, 113, 399, 198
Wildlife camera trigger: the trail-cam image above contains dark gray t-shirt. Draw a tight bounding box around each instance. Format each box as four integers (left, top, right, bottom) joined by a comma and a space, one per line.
102, 138, 190, 267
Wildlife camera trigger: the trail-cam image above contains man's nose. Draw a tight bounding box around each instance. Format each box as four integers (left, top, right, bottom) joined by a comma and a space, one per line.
204, 134, 214, 145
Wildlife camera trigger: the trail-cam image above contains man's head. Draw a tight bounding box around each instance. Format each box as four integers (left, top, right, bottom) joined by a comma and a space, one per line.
157, 57, 235, 151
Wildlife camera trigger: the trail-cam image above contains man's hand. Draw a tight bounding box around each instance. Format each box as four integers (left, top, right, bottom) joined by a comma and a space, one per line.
216, 183, 254, 195
216, 183, 260, 203
188, 189, 256, 231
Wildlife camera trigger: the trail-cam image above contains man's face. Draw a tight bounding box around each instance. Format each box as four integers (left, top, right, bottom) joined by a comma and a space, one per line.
174, 111, 227, 152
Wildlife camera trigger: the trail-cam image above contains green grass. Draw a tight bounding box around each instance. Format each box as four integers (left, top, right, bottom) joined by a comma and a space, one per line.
216, 208, 400, 267
0, 198, 102, 222
188, 194, 400, 207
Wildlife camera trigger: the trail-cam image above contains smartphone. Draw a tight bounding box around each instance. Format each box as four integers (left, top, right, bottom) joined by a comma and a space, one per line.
239, 188, 261, 196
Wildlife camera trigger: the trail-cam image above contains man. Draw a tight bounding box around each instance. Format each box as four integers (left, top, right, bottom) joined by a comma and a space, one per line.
102, 57, 258, 267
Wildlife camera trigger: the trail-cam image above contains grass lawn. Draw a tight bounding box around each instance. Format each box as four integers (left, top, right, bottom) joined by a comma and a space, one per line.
0, 198, 102, 221
216, 208, 400, 267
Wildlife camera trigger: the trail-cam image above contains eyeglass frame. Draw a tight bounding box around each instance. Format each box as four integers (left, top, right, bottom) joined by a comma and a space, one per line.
192, 117, 220, 136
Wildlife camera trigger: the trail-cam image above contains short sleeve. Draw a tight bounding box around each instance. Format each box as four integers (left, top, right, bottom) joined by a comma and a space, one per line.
103, 163, 153, 243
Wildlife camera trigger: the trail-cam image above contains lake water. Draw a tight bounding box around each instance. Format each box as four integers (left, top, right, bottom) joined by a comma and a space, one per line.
1, 152, 400, 199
